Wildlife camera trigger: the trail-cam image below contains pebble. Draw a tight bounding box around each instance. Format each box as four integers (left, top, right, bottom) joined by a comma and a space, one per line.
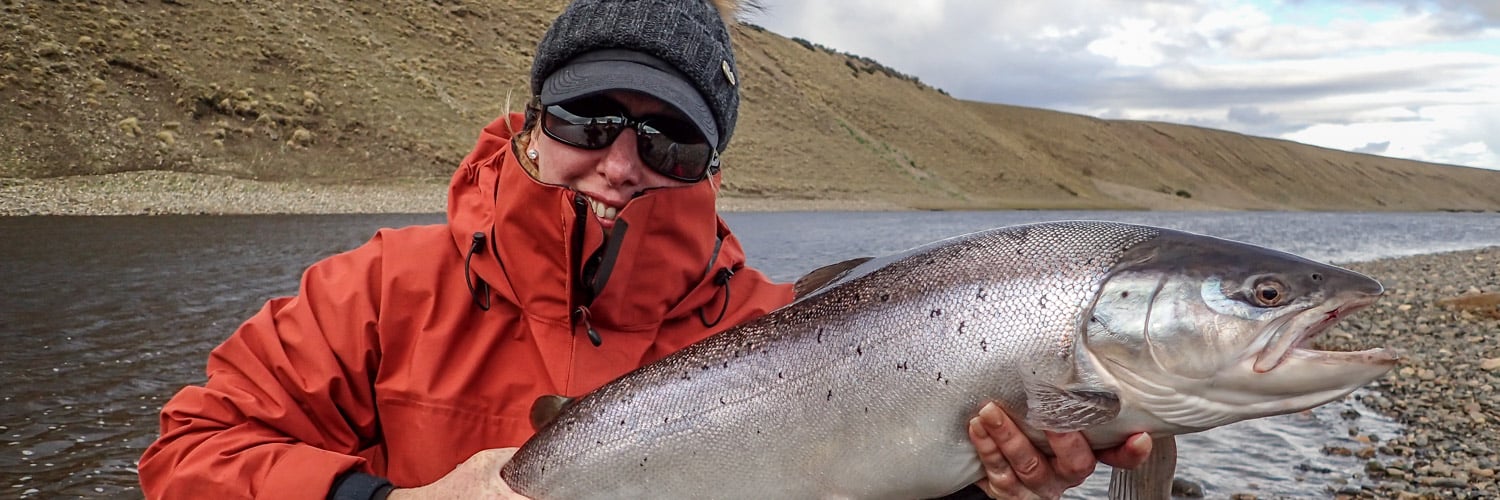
0, 171, 875, 215
1314, 247, 1500, 498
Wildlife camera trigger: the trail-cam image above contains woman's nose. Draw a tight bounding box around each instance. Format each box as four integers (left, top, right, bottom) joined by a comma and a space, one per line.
598, 129, 645, 187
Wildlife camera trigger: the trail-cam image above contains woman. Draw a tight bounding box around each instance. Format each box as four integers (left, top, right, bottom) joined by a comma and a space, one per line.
138, 1, 1149, 499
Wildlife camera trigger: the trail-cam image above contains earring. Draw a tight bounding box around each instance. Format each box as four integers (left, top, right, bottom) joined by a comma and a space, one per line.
527, 149, 538, 160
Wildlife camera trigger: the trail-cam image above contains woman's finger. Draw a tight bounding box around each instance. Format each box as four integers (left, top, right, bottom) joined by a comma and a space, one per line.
1097, 433, 1153, 469
977, 403, 1056, 491
1042, 431, 1096, 485
969, 416, 1025, 495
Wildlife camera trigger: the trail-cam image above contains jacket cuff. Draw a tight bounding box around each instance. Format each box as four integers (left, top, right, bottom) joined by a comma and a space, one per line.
328, 472, 394, 500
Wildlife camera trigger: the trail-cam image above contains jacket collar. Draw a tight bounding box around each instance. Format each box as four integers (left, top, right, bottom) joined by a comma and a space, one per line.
448, 113, 738, 331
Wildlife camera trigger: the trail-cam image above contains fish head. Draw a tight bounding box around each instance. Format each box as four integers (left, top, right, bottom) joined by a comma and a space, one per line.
1081, 230, 1398, 432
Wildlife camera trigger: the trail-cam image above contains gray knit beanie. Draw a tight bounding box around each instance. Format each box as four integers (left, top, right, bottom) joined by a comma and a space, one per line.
530, 0, 740, 151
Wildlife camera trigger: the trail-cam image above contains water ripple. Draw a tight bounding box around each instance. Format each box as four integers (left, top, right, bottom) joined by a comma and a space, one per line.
2, 212, 1495, 497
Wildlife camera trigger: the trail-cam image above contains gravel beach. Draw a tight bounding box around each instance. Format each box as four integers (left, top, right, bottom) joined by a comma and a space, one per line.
1318, 247, 1500, 499
0, 171, 903, 215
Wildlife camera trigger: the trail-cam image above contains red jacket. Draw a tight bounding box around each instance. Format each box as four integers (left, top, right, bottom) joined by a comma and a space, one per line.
138, 113, 795, 498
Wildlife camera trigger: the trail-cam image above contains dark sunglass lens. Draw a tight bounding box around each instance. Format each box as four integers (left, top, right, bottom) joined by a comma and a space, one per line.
641, 117, 706, 145
638, 132, 713, 181
544, 104, 625, 149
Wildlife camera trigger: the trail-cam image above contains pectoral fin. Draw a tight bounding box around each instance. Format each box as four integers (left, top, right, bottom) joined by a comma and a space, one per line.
1107, 435, 1177, 500
529, 394, 575, 431
1023, 384, 1121, 432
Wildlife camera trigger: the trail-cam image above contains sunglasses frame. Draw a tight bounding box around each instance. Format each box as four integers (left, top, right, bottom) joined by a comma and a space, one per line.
539, 101, 719, 183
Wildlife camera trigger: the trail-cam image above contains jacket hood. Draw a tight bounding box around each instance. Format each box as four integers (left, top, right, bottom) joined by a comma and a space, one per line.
448, 113, 751, 334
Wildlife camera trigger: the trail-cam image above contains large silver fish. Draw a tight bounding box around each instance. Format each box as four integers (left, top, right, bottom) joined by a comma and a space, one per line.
500, 221, 1397, 499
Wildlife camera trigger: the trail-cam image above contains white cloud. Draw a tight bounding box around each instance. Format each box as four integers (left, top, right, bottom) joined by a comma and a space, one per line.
747, 0, 1500, 169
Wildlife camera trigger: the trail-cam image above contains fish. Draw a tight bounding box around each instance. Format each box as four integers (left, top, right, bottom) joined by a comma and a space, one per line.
500, 221, 1397, 499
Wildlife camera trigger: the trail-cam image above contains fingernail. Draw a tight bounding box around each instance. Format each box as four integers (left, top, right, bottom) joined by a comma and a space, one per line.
979, 403, 1002, 425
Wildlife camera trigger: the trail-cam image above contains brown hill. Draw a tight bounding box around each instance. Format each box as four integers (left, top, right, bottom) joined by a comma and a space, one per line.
4, 0, 1498, 212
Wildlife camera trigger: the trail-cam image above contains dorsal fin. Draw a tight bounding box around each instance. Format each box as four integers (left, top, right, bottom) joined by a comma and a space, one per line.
793, 257, 874, 299
529, 394, 576, 431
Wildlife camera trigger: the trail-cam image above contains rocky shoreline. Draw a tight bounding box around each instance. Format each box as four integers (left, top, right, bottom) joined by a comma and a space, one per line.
1315, 247, 1500, 499
0, 171, 904, 216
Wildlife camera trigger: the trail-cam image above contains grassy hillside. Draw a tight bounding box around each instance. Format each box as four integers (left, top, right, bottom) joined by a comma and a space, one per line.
4, 0, 1498, 211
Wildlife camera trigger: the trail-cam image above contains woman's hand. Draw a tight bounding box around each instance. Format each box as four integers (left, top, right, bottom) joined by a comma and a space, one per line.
386, 447, 530, 499
967, 402, 1153, 499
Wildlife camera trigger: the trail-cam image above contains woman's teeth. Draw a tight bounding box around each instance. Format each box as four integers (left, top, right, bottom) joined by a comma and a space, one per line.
590, 199, 618, 221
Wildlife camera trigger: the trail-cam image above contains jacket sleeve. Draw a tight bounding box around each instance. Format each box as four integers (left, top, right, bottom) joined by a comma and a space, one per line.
139, 234, 391, 499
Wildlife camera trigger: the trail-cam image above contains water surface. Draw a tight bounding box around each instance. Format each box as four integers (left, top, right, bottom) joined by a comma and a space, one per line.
3, 211, 1497, 497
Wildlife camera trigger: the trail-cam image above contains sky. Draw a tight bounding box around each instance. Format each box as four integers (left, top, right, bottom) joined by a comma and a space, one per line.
746, 0, 1500, 170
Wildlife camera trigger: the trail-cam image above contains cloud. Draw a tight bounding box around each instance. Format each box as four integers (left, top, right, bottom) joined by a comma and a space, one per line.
1340, 0, 1500, 31
1355, 141, 1392, 154
1226, 106, 1282, 128
747, 0, 1500, 169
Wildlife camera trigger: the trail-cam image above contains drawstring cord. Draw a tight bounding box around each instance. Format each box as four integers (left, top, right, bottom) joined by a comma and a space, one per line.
574, 306, 603, 347
698, 268, 734, 328
465, 232, 491, 311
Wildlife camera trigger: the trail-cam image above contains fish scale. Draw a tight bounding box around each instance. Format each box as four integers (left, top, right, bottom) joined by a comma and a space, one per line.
502, 221, 1395, 499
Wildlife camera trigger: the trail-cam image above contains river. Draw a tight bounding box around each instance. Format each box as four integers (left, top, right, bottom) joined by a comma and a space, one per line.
2, 211, 1498, 497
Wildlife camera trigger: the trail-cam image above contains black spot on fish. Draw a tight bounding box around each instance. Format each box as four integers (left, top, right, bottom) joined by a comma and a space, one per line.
817, 329, 824, 343
681, 373, 691, 381
881, 293, 890, 302
980, 339, 988, 352
720, 397, 727, 405
827, 389, 834, 401
864, 407, 870, 414
597, 440, 603, 445
930, 309, 942, 318
620, 419, 626, 426
702, 363, 710, 370
958, 321, 967, 334
1311, 272, 1324, 282
897, 361, 908, 370
722, 361, 729, 369
1090, 316, 1098, 323
856, 345, 863, 356
1121, 291, 1130, 298
663, 416, 670, 423
977, 289, 987, 300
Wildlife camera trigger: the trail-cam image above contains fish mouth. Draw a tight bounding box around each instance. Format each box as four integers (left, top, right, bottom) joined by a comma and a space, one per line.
1252, 293, 1399, 373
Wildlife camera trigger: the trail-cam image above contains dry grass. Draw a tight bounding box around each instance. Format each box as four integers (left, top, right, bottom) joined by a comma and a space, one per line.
3, 1, 1499, 212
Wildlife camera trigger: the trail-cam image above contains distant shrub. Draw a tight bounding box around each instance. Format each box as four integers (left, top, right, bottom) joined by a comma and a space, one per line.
1175, 189, 1192, 199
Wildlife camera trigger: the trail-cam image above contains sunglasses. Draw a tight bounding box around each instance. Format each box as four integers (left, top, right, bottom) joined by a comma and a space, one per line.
540, 96, 719, 182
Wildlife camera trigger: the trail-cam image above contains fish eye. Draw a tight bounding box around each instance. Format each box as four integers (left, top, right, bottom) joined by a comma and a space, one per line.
1252, 280, 1286, 307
